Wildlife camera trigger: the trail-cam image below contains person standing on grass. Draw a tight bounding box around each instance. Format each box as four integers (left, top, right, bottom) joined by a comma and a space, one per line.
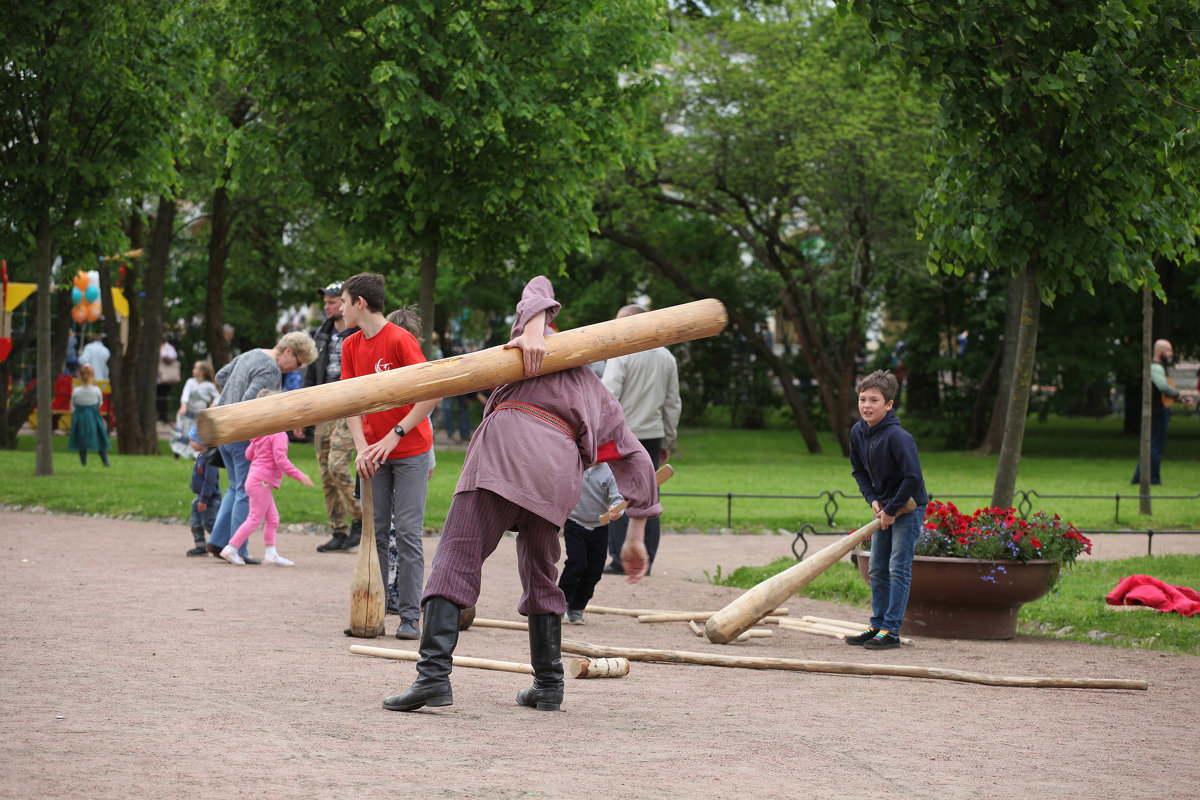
844, 370, 927, 651
340, 274, 440, 641
68, 364, 110, 467
1131, 338, 1180, 486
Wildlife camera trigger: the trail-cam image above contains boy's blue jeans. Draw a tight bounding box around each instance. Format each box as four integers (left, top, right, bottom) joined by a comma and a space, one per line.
189, 493, 221, 532
868, 503, 927, 633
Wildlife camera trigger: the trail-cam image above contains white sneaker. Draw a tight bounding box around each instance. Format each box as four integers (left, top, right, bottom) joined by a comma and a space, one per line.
264, 552, 295, 567
219, 545, 245, 565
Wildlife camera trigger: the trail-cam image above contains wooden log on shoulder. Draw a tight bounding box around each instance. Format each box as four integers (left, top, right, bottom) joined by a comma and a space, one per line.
560, 640, 1147, 690
198, 299, 727, 446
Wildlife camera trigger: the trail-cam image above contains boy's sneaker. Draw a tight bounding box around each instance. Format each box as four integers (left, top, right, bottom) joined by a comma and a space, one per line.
844, 627, 880, 646
219, 545, 246, 565
264, 552, 295, 566
862, 631, 901, 650
566, 609, 585, 625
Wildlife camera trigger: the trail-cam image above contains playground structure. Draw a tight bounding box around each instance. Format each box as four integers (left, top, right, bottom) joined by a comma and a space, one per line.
1, 259, 131, 432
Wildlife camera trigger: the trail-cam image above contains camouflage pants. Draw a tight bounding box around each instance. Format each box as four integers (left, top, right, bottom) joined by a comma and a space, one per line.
314, 418, 360, 533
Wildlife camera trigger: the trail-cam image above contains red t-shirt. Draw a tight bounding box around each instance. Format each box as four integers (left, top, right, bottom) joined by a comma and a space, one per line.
341, 322, 433, 460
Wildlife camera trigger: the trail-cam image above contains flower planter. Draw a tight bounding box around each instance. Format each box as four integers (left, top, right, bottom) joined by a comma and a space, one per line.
851, 553, 1060, 640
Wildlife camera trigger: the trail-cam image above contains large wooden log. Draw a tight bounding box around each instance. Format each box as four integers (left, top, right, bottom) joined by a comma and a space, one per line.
198, 298, 727, 446
560, 640, 1148, 690
704, 499, 915, 644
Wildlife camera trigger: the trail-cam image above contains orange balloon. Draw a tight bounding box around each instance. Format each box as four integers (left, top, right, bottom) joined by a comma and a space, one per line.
71, 303, 89, 322
86, 300, 102, 321
74, 271, 89, 291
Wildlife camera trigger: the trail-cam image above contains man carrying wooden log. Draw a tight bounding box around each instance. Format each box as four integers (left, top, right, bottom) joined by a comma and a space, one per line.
382, 276, 660, 713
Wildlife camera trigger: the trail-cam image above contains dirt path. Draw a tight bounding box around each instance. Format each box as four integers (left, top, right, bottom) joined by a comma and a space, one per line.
2, 511, 1197, 799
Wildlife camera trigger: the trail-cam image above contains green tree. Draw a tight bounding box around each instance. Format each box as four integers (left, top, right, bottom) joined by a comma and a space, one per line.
848, 0, 1200, 505
601, 1, 933, 454
236, 0, 670, 352
0, 0, 202, 469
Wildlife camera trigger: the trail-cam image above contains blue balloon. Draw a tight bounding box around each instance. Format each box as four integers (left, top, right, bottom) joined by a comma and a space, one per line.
72, 288, 82, 304
85, 285, 99, 302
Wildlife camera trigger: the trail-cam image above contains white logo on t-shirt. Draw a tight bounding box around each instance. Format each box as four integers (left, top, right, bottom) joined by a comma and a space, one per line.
375, 358, 393, 373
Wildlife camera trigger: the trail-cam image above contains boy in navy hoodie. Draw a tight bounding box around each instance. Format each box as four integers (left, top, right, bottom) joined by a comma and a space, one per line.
186, 425, 223, 557
845, 370, 927, 650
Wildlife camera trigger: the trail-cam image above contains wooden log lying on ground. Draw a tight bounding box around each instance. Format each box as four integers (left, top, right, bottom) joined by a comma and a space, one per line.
468, 617, 528, 631
568, 657, 631, 679
350, 645, 628, 680
559, 640, 1148, 690
800, 615, 871, 631
637, 610, 789, 623
778, 618, 913, 646
350, 645, 532, 675
199, 299, 727, 446
688, 620, 772, 640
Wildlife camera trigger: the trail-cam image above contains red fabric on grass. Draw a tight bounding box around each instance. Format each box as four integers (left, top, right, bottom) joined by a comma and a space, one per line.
1105, 575, 1200, 617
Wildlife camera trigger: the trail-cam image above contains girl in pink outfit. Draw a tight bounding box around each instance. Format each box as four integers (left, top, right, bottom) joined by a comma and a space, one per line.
220, 390, 314, 566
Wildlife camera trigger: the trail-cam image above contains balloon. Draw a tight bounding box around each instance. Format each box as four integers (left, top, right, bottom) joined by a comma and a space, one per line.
85, 285, 99, 302
72, 288, 83, 304
71, 304, 89, 323
86, 300, 102, 322
73, 271, 89, 291
87, 270, 100, 288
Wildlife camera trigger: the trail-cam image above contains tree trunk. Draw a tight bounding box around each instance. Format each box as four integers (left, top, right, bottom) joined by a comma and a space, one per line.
990, 263, 1041, 508
34, 216, 55, 476
1138, 287, 1152, 515
598, 225, 823, 453
978, 276, 1021, 455
419, 221, 440, 361
205, 178, 233, 369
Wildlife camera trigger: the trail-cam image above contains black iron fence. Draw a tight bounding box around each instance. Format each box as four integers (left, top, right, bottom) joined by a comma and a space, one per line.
660, 488, 1200, 559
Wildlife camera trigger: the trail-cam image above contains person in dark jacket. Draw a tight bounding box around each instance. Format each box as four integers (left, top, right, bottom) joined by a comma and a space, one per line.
844, 370, 928, 651
186, 425, 222, 557
303, 281, 363, 552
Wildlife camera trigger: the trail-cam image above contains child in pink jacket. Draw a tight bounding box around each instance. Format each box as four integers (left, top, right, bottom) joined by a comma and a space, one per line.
220, 390, 314, 566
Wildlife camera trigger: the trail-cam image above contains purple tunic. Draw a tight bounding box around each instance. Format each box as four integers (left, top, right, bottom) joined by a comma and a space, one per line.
454, 276, 662, 527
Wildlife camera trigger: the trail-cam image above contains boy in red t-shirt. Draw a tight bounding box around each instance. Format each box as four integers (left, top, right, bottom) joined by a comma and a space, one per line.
340, 273, 441, 640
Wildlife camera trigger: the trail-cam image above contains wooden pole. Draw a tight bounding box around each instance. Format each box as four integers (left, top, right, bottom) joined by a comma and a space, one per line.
346, 479, 384, 638
560, 640, 1147, 690
778, 618, 913, 646
688, 620, 771, 640
198, 299, 727, 446
350, 644, 533, 674
640, 612, 786, 624
468, 617, 528, 631
705, 500, 914, 644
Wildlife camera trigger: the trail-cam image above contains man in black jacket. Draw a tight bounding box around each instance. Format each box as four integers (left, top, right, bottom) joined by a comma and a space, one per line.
304, 281, 363, 552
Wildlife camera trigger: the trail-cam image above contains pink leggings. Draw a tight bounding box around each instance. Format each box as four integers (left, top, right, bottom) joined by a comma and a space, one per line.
229, 477, 279, 549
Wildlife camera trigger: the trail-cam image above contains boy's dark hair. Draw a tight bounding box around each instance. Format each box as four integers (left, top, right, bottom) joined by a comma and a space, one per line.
342, 273, 386, 313
856, 370, 899, 404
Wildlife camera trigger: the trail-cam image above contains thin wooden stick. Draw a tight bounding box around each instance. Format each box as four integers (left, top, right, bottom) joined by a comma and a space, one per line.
587, 605, 789, 619
599, 464, 674, 524
800, 615, 869, 631
685, 619, 769, 641
559, 640, 1148, 690
638, 611, 789, 623
468, 617, 528, 631
350, 645, 532, 674
779, 618, 913, 646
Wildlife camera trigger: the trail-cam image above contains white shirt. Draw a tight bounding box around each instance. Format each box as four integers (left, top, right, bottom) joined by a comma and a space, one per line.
79, 341, 111, 381
602, 347, 681, 449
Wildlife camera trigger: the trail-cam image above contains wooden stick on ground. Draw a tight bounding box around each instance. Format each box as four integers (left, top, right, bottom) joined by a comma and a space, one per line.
467, 617, 528, 631
350, 645, 628, 680
638, 611, 789, 624
586, 605, 788, 619
778, 618, 913, 646
800, 615, 872, 631
559, 640, 1148, 690
688, 620, 772, 640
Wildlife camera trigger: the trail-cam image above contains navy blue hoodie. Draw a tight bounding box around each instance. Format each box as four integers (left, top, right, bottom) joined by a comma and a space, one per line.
849, 410, 927, 517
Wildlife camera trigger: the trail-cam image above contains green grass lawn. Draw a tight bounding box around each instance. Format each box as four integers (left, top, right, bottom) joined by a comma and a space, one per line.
2, 414, 1197, 531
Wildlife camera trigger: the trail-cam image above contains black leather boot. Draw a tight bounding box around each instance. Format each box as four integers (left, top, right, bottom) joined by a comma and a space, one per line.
382, 596, 460, 711
342, 518, 362, 550
516, 613, 564, 711
316, 530, 347, 552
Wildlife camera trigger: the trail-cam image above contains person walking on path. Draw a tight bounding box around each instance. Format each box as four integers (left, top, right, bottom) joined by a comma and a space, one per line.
381, 275, 658, 714
185, 425, 222, 557
602, 304, 680, 575
68, 364, 110, 467
340, 274, 440, 640
304, 280, 363, 553
206, 331, 317, 564
1132, 338, 1180, 486
219, 390, 315, 566
559, 463, 624, 625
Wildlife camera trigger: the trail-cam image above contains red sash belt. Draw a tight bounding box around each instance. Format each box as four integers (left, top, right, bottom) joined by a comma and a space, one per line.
493, 401, 576, 440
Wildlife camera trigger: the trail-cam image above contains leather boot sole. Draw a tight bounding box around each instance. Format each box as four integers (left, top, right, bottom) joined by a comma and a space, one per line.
382, 689, 453, 712
516, 688, 563, 712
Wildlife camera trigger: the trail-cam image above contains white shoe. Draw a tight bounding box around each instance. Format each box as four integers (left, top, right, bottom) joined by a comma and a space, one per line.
219, 545, 245, 565
264, 552, 294, 567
